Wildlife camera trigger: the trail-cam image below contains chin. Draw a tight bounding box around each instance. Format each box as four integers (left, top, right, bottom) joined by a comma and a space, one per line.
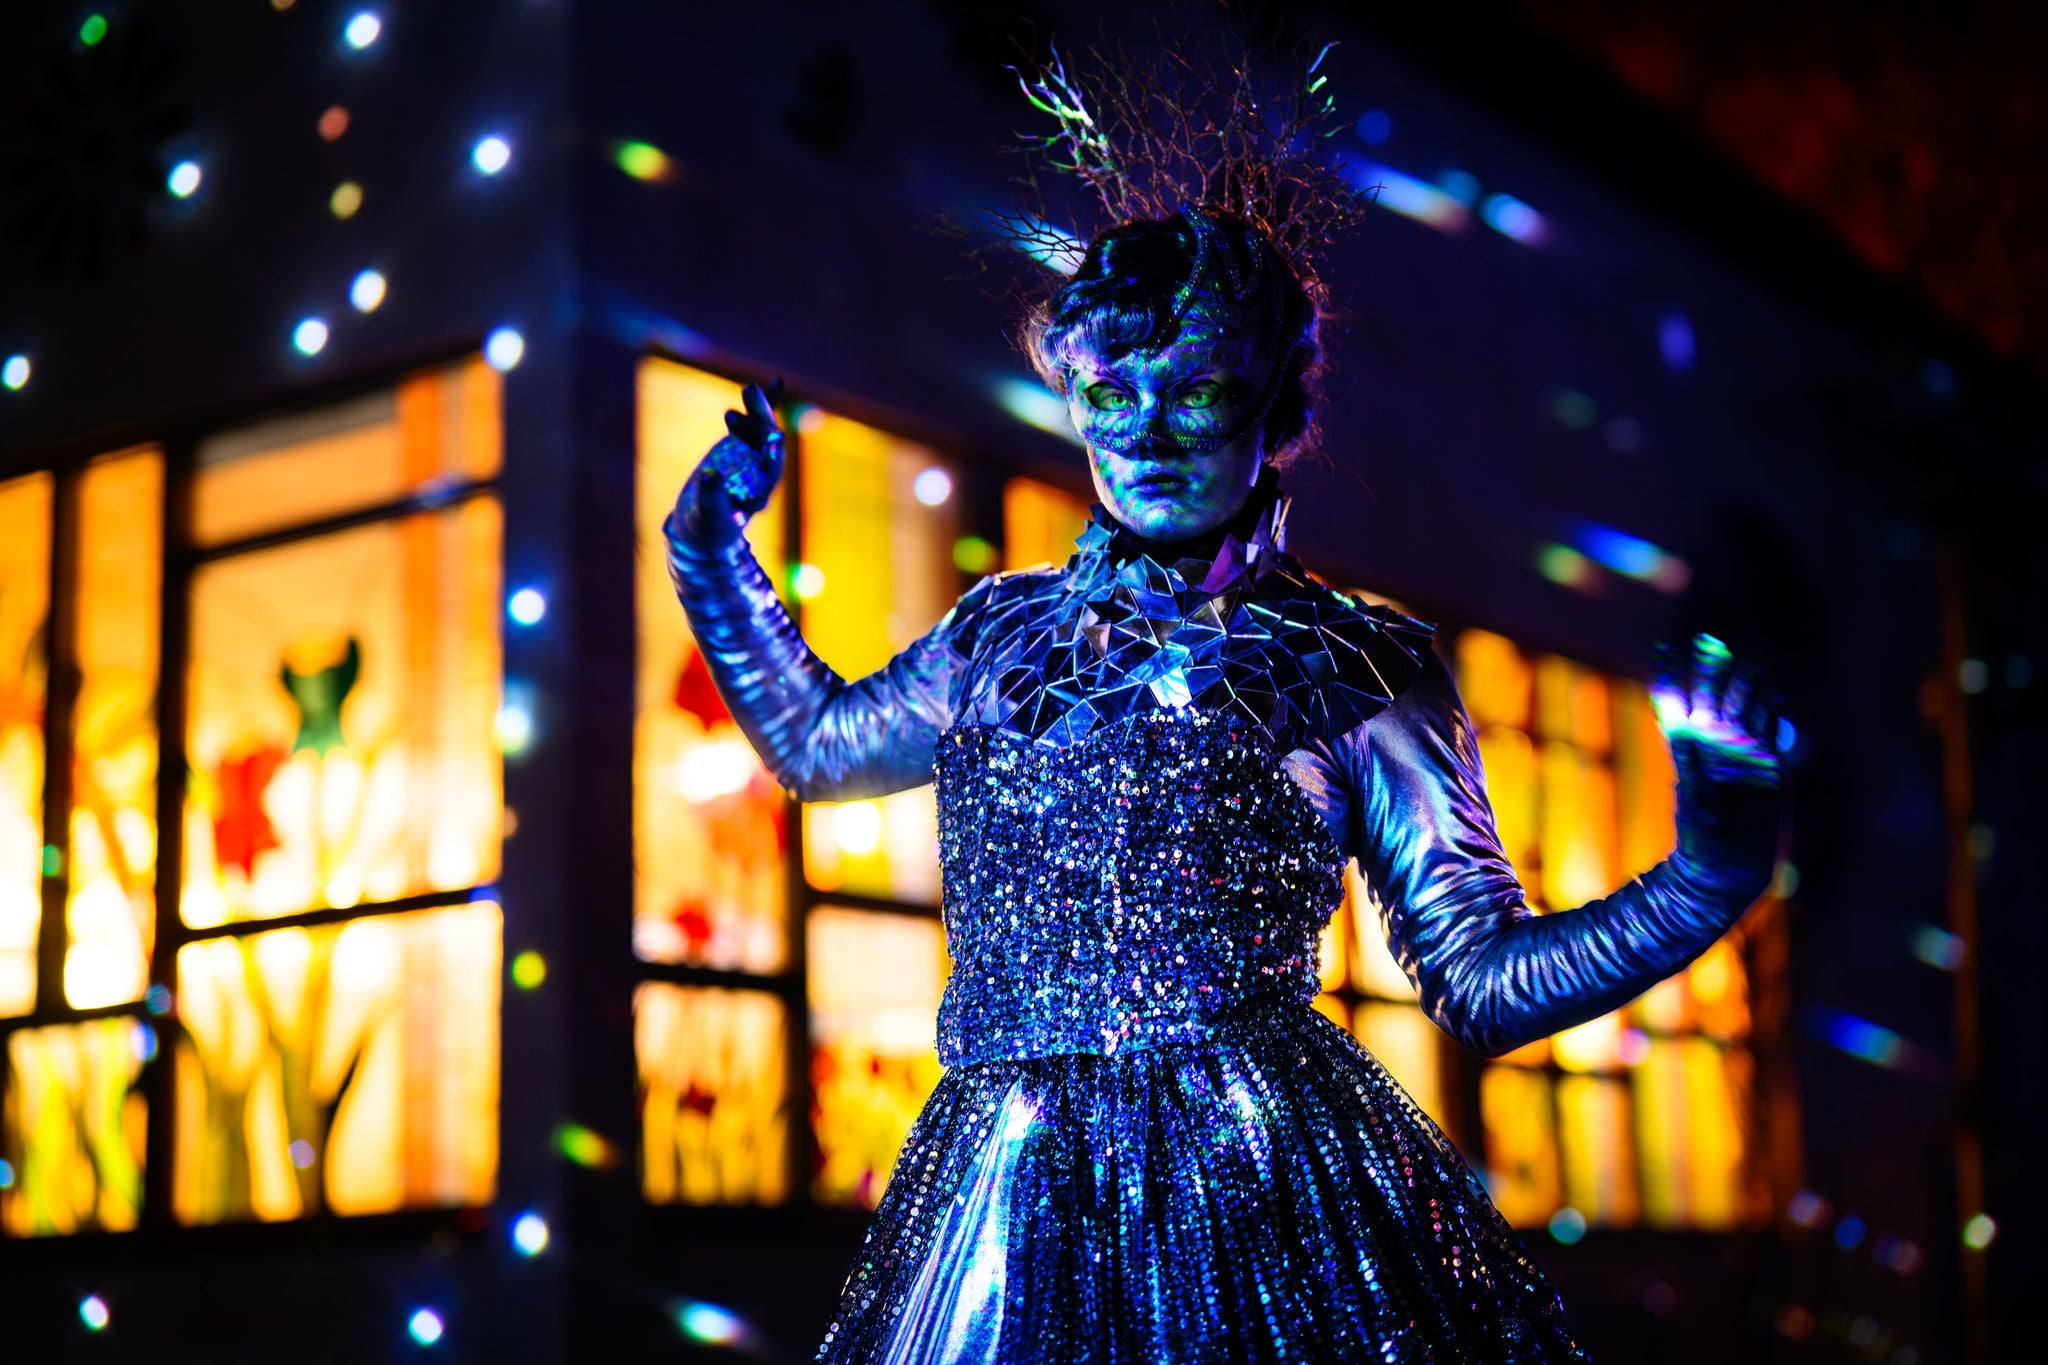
1121, 502, 1217, 541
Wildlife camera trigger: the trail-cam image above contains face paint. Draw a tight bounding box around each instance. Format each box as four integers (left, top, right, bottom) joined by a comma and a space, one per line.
1063, 316, 1274, 541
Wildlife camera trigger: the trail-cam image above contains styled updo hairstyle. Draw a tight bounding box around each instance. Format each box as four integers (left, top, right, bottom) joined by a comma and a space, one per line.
1022, 208, 1323, 468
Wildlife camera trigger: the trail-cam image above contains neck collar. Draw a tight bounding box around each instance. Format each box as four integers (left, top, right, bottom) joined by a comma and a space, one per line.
1078, 469, 1290, 594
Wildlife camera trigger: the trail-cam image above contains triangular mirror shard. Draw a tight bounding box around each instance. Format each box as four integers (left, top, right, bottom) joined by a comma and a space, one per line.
955, 490, 1435, 750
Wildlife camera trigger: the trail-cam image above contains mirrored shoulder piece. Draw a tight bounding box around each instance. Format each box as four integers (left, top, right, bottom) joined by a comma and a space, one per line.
955, 481, 1438, 754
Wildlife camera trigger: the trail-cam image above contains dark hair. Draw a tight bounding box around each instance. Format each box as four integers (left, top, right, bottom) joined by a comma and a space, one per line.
1021, 209, 1323, 467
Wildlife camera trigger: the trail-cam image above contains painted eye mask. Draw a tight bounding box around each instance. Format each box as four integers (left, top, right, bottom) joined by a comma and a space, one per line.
1070, 367, 1279, 459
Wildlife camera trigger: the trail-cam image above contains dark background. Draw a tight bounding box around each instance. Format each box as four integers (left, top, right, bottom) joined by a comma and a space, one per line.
0, 1, 2041, 1361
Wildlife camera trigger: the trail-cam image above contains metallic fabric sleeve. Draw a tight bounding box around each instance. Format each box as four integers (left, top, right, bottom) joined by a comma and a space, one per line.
663, 490, 969, 802
1346, 652, 1780, 1058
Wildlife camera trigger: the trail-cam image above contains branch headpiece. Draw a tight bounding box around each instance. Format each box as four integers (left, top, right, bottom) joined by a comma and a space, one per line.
993, 30, 1365, 305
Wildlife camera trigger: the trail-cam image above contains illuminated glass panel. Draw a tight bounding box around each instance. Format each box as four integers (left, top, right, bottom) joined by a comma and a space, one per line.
1003, 476, 1090, 570
192, 360, 501, 548
1556, 1074, 1638, 1225
796, 412, 956, 905
635, 981, 789, 1206
808, 906, 947, 1208
65, 449, 163, 1009
0, 472, 51, 1017
1, 1017, 150, 1236
1479, 1064, 1560, 1227
635, 358, 789, 970
802, 791, 941, 906
171, 900, 501, 1224
1356, 1001, 1443, 1120
1458, 628, 1766, 1231
183, 500, 502, 927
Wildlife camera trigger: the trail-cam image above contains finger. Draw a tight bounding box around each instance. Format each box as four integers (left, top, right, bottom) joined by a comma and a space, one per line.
1690, 633, 1733, 720
742, 382, 780, 430
725, 408, 772, 451
1648, 642, 1688, 731
1721, 661, 1760, 724
764, 377, 787, 408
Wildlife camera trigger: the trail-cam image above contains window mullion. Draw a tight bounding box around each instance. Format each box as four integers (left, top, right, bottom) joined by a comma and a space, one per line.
33, 470, 81, 1020
141, 435, 196, 1234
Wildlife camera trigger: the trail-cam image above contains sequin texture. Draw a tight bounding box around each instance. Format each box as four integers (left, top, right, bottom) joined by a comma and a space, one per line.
821, 1005, 1586, 1363
936, 710, 1344, 1065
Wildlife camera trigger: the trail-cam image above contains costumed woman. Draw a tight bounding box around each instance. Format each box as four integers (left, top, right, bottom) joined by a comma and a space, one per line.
666, 38, 1786, 1365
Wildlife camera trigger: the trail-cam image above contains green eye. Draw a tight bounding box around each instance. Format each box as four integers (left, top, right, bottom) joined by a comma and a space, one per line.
1083, 382, 1133, 412
1178, 382, 1224, 410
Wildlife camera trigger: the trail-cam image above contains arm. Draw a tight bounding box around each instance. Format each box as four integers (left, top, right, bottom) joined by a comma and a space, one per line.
664, 382, 969, 801
1350, 638, 1783, 1057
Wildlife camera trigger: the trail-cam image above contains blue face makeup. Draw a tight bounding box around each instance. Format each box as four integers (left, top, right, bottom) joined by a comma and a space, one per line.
1063, 320, 1272, 541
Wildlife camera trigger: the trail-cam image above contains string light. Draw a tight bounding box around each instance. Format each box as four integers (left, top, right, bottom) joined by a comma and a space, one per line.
472, 135, 512, 176
484, 327, 525, 370
168, 161, 203, 199
293, 318, 329, 356
2, 355, 27, 391
350, 269, 387, 312
344, 13, 382, 50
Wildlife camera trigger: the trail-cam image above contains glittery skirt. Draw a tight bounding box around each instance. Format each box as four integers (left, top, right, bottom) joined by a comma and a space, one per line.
816, 1002, 1586, 1364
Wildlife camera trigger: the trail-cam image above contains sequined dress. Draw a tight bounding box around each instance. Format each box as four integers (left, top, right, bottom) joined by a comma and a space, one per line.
668, 483, 1777, 1365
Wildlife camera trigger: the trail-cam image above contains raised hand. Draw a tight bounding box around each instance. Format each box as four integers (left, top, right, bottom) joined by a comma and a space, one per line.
1651, 633, 1786, 789
675, 380, 787, 549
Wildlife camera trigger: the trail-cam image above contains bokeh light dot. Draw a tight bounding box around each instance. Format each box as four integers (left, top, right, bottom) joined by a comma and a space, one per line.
472, 135, 512, 176
512, 1212, 550, 1256
345, 12, 381, 50
485, 327, 524, 371
330, 181, 364, 219
350, 269, 387, 312
289, 1139, 315, 1169
80, 1296, 109, 1331
913, 467, 953, 506
319, 105, 350, 141
1546, 1207, 1587, 1245
407, 1308, 443, 1345
81, 15, 108, 47
791, 562, 826, 599
293, 318, 329, 356
168, 161, 202, 199
616, 141, 672, 181
510, 950, 547, 990
678, 1302, 746, 1346
1963, 1213, 1997, 1250
1355, 109, 1393, 145
507, 587, 547, 625
2, 355, 28, 391
0, 1157, 14, 1188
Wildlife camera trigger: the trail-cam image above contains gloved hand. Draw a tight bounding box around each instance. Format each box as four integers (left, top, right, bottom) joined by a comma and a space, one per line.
1652, 632, 1787, 897
671, 379, 786, 550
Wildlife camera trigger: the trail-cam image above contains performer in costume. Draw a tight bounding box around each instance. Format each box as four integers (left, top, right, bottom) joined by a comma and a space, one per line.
668, 40, 1785, 1365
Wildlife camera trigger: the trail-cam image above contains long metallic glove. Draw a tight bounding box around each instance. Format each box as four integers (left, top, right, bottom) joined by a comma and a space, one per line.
1351, 637, 1784, 1057
665, 381, 965, 801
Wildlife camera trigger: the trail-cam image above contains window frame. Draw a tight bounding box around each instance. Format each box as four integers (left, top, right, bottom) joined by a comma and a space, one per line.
0, 344, 507, 1249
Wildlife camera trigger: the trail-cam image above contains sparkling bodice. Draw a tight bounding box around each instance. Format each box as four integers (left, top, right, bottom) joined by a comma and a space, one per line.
934, 708, 1346, 1066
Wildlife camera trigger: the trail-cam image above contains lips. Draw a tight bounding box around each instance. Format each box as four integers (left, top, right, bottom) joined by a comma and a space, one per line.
1130, 470, 1191, 495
